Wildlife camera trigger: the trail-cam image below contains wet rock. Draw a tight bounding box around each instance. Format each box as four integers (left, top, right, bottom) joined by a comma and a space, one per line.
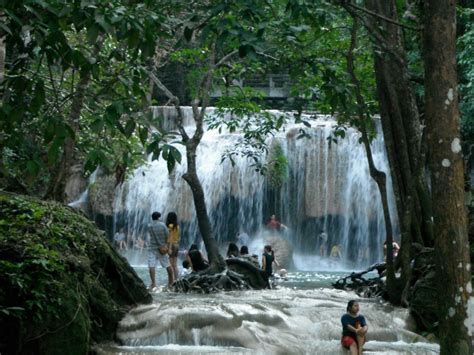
0, 192, 151, 354
88, 175, 117, 217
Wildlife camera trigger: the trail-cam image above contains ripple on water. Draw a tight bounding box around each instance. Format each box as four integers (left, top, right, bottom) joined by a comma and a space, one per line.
94, 273, 439, 355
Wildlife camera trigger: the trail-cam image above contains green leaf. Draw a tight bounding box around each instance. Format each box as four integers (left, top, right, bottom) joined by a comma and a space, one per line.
139, 127, 148, 145
90, 119, 103, 133
167, 155, 175, 172
124, 120, 136, 138
26, 160, 39, 176
169, 145, 181, 164
87, 24, 100, 44
146, 140, 159, 155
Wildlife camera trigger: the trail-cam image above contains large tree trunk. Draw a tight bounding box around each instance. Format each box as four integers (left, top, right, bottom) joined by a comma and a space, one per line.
423, 1, 472, 353
46, 70, 91, 202
343, 0, 435, 303
345, 19, 398, 303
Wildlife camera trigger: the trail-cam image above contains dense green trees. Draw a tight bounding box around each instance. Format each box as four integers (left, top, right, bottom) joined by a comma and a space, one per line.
0, 1, 473, 352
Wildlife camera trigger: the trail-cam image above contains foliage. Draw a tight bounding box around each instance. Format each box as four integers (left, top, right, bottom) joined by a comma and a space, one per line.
458, 6, 474, 166
0, 192, 150, 352
0, 0, 175, 196
266, 142, 289, 188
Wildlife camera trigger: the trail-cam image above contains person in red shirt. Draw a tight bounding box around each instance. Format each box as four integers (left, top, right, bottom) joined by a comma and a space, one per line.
266, 215, 287, 231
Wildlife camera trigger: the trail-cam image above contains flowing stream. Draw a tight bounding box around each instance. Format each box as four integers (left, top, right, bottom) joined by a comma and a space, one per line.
94, 267, 439, 354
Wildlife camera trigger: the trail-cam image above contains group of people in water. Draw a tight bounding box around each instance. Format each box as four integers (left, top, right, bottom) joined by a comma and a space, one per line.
145, 211, 285, 290
124, 211, 370, 353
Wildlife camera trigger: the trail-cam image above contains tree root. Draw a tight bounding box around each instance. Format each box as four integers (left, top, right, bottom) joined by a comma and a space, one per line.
173, 259, 268, 293
333, 262, 387, 298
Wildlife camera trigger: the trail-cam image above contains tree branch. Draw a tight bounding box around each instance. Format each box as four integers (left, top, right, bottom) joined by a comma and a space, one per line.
148, 70, 189, 141
215, 50, 238, 67
345, 2, 419, 31
342, 4, 406, 68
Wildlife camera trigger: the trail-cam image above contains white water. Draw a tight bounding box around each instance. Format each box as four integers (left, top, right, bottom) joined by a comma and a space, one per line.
94, 273, 439, 354
68, 169, 98, 209
113, 107, 397, 268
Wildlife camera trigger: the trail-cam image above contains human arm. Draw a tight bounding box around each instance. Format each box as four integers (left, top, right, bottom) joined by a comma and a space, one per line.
357, 325, 368, 335
357, 316, 368, 335
273, 257, 280, 267
262, 255, 266, 270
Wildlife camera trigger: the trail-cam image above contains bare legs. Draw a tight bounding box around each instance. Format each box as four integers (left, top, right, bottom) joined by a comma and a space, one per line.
166, 266, 175, 287
169, 256, 179, 281
149, 267, 156, 289
357, 335, 365, 355
149, 266, 175, 289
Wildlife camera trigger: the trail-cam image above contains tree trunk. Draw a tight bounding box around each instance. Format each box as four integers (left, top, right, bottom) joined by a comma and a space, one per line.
423, 1, 472, 353
345, 19, 399, 303
343, 0, 436, 303
46, 70, 91, 201
182, 138, 226, 272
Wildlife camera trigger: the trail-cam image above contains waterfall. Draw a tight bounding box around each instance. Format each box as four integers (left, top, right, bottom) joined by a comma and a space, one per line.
113, 107, 397, 268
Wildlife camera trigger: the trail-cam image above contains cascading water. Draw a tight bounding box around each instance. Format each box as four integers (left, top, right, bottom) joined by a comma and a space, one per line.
97, 107, 440, 354
94, 272, 439, 354
114, 107, 397, 268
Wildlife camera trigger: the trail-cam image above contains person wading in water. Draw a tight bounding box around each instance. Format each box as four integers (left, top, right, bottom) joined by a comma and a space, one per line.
261, 245, 279, 288
147, 212, 174, 290
166, 212, 180, 281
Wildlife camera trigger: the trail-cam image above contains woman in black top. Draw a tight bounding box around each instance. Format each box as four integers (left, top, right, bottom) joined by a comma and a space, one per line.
261, 245, 279, 278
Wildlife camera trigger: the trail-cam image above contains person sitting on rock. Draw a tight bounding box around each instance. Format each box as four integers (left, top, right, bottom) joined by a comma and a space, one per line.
341, 300, 368, 355
226, 242, 239, 258
186, 244, 209, 272
239, 245, 260, 268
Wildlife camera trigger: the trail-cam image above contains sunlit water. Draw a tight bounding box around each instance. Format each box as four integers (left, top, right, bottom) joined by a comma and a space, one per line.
94, 258, 439, 355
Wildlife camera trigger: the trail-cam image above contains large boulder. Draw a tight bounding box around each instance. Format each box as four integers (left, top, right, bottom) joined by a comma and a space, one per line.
0, 192, 151, 355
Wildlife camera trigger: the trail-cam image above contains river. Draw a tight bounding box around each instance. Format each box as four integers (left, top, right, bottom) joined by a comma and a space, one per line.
94, 265, 439, 354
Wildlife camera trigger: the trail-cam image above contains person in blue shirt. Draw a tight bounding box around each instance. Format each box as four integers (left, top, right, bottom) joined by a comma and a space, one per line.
341, 300, 368, 355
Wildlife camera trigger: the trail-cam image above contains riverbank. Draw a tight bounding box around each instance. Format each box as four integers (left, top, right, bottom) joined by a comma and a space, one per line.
0, 193, 151, 354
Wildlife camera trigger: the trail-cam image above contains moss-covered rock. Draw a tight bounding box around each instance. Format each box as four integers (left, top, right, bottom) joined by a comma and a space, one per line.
0, 192, 151, 354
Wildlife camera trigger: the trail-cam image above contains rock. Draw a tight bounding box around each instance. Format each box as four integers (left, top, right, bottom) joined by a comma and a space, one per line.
88, 175, 117, 217
64, 163, 87, 203
0, 192, 151, 354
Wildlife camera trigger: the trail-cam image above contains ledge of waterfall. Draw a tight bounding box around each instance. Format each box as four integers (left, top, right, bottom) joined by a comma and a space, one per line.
0, 192, 152, 354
